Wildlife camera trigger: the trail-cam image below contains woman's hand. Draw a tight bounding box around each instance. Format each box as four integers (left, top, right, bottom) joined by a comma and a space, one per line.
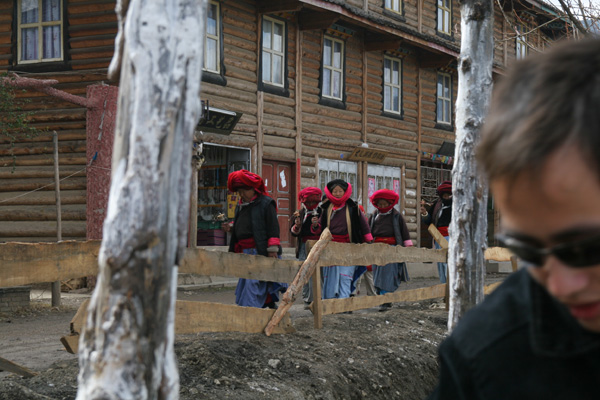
267, 252, 278, 258
311, 216, 319, 227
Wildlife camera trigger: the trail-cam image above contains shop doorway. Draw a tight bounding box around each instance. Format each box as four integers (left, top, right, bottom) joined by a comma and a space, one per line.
262, 161, 294, 248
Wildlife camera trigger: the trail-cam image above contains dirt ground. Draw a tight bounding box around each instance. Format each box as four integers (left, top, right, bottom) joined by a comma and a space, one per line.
0, 274, 506, 400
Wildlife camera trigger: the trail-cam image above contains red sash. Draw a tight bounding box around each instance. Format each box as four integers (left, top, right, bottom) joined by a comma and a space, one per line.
374, 236, 396, 245
234, 237, 257, 253
331, 234, 350, 243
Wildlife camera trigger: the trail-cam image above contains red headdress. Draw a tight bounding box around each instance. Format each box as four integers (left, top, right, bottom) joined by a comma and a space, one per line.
370, 189, 399, 213
298, 187, 322, 210
227, 169, 267, 195
436, 181, 452, 196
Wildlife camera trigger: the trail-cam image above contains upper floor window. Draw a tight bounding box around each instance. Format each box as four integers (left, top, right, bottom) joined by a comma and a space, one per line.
18, 0, 63, 64
385, 0, 402, 14
204, 1, 220, 73
436, 72, 452, 125
261, 16, 285, 87
437, 0, 451, 36
322, 36, 344, 101
516, 24, 528, 60
383, 56, 402, 115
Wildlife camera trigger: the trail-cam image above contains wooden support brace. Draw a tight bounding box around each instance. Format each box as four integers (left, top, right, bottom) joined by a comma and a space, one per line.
0, 356, 38, 378
264, 228, 332, 336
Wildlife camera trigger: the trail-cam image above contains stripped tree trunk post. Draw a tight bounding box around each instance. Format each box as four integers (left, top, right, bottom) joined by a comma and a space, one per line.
448, 0, 494, 331
76, 0, 207, 398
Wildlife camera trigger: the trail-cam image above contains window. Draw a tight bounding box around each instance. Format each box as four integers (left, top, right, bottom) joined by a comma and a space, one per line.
261, 16, 285, 87
436, 72, 452, 125
516, 24, 528, 60
318, 159, 358, 201
383, 56, 402, 115
367, 164, 403, 215
322, 36, 344, 101
204, 1, 220, 74
18, 0, 63, 63
385, 0, 402, 14
437, 0, 451, 36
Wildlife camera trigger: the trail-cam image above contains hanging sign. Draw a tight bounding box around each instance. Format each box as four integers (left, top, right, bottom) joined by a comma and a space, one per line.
348, 147, 387, 163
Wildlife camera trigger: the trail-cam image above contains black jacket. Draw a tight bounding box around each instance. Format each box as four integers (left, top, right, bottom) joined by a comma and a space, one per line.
291, 207, 322, 258
368, 208, 410, 246
228, 194, 281, 257
428, 268, 600, 400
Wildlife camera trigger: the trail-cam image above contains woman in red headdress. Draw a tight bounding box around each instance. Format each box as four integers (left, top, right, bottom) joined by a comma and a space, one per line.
291, 187, 323, 305
311, 179, 373, 300
420, 180, 452, 283
368, 189, 413, 311
227, 169, 287, 308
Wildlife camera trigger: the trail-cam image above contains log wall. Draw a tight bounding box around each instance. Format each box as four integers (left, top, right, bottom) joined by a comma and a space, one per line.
0, 0, 116, 242
0, 0, 564, 244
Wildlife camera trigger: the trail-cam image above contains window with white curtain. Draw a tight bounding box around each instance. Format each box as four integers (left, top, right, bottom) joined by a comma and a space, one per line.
322, 36, 344, 100
436, 72, 452, 125
516, 24, 528, 60
383, 56, 402, 115
318, 159, 358, 201
437, 0, 451, 35
262, 16, 285, 87
385, 0, 402, 14
204, 1, 220, 73
18, 0, 63, 63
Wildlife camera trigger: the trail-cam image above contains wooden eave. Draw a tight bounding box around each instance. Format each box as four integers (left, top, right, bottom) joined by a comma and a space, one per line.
258, 0, 460, 60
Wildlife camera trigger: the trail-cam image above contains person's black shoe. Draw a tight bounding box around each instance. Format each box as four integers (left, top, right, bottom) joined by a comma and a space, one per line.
379, 303, 392, 312
264, 301, 277, 309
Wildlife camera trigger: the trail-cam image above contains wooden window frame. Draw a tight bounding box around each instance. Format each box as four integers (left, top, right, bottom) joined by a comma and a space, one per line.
436, 72, 452, 125
436, 0, 452, 36
17, 0, 64, 64
261, 16, 285, 88
516, 23, 528, 60
383, 55, 402, 116
384, 0, 402, 15
321, 35, 345, 102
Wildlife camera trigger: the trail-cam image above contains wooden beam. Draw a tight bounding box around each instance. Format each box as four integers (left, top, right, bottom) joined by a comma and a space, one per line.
175, 301, 295, 334
298, 10, 338, 31
315, 241, 448, 268
64, 299, 296, 353
0, 356, 38, 378
365, 39, 402, 52
321, 284, 447, 314
0, 240, 101, 288
484, 247, 513, 262
180, 248, 301, 283
419, 52, 455, 69
257, 0, 302, 13
427, 224, 448, 248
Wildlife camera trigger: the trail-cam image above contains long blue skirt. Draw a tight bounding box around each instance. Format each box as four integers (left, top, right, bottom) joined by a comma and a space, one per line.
234, 248, 288, 308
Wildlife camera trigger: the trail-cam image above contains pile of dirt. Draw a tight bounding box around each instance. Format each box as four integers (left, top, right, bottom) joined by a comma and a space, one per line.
0, 300, 447, 400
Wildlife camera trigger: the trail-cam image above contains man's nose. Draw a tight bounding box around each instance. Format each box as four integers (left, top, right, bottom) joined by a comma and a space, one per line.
545, 256, 589, 299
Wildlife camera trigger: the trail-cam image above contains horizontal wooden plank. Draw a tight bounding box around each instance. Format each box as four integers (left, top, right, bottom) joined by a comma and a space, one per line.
484, 247, 513, 262
320, 284, 447, 315
0, 204, 86, 221
314, 242, 448, 267
175, 301, 295, 334
0, 220, 86, 238
0, 240, 100, 287
180, 248, 301, 283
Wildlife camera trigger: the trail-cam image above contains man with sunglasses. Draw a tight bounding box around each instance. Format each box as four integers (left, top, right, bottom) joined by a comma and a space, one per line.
428, 39, 600, 399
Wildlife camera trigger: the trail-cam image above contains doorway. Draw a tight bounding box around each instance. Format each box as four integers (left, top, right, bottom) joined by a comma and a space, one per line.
262, 161, 294, 248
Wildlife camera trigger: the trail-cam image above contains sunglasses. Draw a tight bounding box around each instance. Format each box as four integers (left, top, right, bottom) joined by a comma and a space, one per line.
496, 233, 600, 268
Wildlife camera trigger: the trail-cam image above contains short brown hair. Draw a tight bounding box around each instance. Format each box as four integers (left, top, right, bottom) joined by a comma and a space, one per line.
477, 38, 600, 182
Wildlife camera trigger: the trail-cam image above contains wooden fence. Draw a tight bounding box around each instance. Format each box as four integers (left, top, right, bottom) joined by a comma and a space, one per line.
0, 225, 515, 352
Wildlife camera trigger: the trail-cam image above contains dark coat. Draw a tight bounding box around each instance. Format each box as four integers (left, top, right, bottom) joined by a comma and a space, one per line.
228, 194, 280, 257
428, 268, 600, 400
318, 198, 369, 244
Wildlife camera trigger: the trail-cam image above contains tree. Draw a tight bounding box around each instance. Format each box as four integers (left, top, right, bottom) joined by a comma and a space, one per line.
76, 0, 207, 398
448, 0, 494, 331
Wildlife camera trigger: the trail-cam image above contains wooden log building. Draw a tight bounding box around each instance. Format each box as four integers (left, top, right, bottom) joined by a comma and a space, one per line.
0, 0, 571, 247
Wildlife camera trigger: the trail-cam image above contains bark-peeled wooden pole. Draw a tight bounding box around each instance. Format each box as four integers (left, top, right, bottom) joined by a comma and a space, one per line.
52, 131, 62, 307
448, 0, 494, 332
76, 0, 206, 399
264, 228, 332, 336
